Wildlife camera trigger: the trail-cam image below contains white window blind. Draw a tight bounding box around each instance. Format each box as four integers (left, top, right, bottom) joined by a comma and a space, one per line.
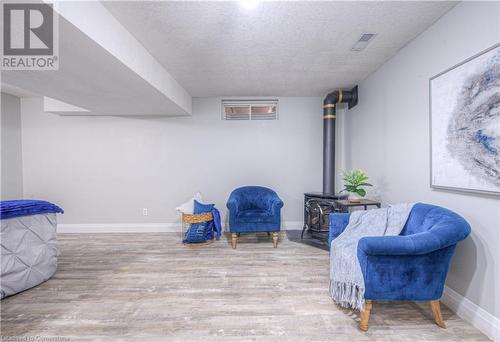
222, 100, 278, 120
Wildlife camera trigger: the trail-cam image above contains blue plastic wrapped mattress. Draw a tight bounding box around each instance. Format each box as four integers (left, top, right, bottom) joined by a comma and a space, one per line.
1, 200, 64, 298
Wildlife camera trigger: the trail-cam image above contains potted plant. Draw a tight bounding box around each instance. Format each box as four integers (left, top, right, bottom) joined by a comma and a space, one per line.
340, 169, 373, 203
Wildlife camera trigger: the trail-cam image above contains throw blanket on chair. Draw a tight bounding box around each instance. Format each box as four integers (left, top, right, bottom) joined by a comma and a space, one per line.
329, 203, 414, 311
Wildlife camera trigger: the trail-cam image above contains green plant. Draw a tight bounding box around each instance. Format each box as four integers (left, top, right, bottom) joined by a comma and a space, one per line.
340, 169, 373, 197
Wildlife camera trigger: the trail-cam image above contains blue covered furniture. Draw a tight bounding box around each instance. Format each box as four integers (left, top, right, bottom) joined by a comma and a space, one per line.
329, 203, 471, 331
226, 186, 283, 249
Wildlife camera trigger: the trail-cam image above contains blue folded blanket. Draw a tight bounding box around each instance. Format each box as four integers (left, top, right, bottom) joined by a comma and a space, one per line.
0, 200, 64, 220
212, 208, 222, 240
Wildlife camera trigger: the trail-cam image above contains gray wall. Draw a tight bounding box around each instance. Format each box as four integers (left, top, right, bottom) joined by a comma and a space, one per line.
345, 2, 500, 318
1, 92, 23, 200
20, 96, 322, 225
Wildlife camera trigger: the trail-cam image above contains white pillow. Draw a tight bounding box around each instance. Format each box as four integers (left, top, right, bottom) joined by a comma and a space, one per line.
175, 192, 203, 214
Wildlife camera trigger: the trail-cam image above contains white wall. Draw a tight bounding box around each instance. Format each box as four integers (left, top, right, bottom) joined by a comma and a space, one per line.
1, 92, 23, 200
345, 0, 500, 327
20, 97, 322, 226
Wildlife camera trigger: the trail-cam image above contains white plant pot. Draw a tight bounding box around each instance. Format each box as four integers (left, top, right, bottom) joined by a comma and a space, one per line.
348, 192, 362, 203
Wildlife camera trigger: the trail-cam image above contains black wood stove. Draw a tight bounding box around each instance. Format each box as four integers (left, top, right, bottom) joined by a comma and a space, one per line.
302, 192, 346, 238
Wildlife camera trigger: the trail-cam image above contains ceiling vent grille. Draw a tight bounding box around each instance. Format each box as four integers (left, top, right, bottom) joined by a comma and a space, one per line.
222, 100, 278, 121
351, 33, 377, 51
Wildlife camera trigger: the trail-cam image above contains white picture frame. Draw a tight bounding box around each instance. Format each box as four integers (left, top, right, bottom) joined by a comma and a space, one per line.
430, 44, 500, 195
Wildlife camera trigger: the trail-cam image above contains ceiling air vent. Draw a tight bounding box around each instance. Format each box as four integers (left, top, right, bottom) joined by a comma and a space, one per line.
222, 100, 278, 121
351, 33, 377, 52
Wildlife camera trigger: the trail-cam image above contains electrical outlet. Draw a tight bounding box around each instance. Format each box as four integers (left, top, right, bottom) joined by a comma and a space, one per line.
142, 208, 148, 216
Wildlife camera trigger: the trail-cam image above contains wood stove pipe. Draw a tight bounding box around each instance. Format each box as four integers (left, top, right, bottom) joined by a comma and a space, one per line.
322, 85, 358, 195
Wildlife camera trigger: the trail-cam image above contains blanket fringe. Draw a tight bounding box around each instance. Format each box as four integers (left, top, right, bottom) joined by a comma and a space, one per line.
329, 280, 365, 311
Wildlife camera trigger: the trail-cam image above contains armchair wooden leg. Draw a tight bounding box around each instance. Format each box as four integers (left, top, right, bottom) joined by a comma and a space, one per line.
272, 232, 279, 248
231, 233, 238, 249
359, 300, 372, 331
430, 300, 446, 328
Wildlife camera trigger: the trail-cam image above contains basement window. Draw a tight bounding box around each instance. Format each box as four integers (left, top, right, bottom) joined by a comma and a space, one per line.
222, 100, 278, 120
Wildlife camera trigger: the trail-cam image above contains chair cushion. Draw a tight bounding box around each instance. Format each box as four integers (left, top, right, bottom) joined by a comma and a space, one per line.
230, 222, 280, 233
237, 209, 275, 223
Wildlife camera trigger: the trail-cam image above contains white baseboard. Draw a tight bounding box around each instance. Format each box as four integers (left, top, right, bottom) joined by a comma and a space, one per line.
282, 221, 303, 230
442, 285, 500, 341
58, 221, 304, 233
58, 223, 181, 233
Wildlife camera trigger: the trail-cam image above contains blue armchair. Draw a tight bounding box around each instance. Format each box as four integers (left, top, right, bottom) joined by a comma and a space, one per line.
226, 186, 283, 249
329, 203, 471, 331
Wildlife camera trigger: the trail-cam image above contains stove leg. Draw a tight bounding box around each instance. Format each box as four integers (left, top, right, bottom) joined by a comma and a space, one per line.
301, 226, 307, 239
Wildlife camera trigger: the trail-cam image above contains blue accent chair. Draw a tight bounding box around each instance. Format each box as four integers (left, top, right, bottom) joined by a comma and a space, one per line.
329, 203, 471, 331
226, 186, 283, 249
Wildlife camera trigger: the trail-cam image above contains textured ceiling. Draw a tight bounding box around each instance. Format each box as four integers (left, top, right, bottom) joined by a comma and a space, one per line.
2, 8, 190, 116
103, 1, 457, 97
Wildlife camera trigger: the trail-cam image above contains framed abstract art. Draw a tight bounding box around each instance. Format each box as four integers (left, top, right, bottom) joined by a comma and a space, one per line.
430, 44, 499, 195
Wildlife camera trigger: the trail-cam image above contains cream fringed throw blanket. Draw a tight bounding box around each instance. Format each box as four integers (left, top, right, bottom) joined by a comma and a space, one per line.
329, 203, 414, 311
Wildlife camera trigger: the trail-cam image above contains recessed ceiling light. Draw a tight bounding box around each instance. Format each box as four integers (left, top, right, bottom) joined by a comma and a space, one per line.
240, 0, 260, 10
351, 33, 377, 52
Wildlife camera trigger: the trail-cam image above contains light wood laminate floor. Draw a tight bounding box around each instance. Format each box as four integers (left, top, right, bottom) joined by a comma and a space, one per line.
1, 233, 488, 341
